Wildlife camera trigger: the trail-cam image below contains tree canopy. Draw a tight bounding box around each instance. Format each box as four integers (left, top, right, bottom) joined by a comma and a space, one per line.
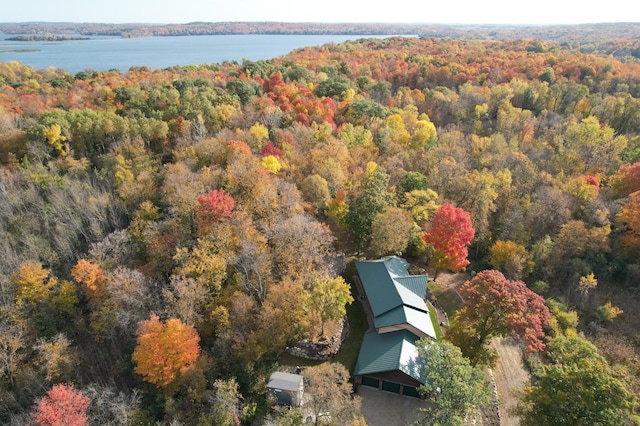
422, 203, 475, 273
132, 313, 201, 390
447, 270, 551, 366
1, 29, 640, 423
415, 339, 491, 426
518, 328, 636, 425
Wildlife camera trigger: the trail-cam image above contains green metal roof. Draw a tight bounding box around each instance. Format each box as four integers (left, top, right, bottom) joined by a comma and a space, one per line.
355, 258, 402, 315
353, 330, 426, 383
382, 256, 411, 277
375, 305, 437, 339
395, 275, 428, 299
355, 256, 436, 339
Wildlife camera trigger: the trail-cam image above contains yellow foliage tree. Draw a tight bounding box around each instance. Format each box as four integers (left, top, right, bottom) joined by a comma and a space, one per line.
173, 237, 228, 294
260, 154, 282, 174
385, 114, 411, 145
249, 122, 269, 150
306, 276, 354, 336
412, 118, 437, 148
489, 240, 534, 280
11, 260, 56, 307
596, 302, 623, 323
42, 123, 67, 156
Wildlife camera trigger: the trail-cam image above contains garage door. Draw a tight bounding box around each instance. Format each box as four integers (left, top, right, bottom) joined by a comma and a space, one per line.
361, 376, 379, 389
381, 381, 401, 394
403, 386, 421, 398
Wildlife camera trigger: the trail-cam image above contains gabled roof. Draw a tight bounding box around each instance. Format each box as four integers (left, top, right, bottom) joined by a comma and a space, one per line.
395, 275, 429, 299
355, 256, 436, 339
375, 304, 434, 337
353, 330, 426, 384
267, 372, 303, 392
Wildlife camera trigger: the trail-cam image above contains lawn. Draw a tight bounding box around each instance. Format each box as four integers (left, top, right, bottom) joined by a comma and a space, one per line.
426, 299, 443, 340
334, 285, 368, 372
428, 280, 463, 322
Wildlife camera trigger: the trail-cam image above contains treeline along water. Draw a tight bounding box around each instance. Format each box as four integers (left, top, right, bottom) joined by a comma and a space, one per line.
0, 34, 363, 73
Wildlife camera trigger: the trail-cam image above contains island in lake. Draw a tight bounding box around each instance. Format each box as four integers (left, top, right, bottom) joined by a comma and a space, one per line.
0, 49, 40, 52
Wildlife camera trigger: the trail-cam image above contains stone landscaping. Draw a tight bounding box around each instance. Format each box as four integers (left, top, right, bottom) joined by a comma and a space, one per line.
285, 316, 350, 360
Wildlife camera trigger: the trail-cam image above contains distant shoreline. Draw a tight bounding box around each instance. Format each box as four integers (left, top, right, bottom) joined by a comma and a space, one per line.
0, 48, 40, 52
1, 21, 639, 42
6, 35, 90, 41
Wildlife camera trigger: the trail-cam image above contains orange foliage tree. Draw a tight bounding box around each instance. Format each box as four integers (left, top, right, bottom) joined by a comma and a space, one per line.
618, 190, 640, 260
71, 259, 107, 307
132, 313, 201, 389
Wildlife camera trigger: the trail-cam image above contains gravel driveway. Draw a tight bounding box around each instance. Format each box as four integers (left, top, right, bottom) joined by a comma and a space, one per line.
358, 385, 427, 426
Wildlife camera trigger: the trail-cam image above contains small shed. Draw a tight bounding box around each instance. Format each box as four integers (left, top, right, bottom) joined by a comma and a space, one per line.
267, 372, 304, 406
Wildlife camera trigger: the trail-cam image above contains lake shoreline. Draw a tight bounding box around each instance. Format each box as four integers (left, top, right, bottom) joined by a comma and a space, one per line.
0, 33, 374, 73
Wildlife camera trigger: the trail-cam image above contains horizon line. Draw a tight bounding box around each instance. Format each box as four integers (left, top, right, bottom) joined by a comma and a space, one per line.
1, 21, 638, 26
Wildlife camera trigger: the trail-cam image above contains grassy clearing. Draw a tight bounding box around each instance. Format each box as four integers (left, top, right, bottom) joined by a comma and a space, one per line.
334, 286, 368, 373
426, 300, 443, 340
428, 280, 463, 322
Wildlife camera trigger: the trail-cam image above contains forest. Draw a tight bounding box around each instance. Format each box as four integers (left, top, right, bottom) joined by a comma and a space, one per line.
1, 27, 640, 425
2, 21, 640, 48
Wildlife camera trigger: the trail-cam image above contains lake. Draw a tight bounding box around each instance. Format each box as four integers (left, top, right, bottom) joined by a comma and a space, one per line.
0, 34, 368, 74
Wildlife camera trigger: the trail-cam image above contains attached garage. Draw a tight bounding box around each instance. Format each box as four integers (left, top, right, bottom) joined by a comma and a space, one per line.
354, 330, 427, 398
382, 381, 401, 394
359, 376, 422, 398
361, 376, 380, 389
402, 386, 421, 398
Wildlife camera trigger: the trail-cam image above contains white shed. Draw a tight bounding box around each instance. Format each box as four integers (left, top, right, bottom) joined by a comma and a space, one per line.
267, 371, 304, 406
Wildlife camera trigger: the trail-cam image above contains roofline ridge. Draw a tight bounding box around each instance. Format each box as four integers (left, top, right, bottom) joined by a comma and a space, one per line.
402, 303, 429, 315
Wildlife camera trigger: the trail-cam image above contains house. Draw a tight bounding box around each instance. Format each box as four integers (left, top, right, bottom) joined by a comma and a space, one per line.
353, 256, 437, 398
267, 372, 304, 406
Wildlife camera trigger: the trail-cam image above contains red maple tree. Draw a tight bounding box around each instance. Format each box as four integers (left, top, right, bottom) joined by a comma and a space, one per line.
260, 141, 283, 158
32, 384, 90, 426
197, 188, 235, 231
422, 203, 475, 272
447, 269, 551, 366
612, 162, 640, 198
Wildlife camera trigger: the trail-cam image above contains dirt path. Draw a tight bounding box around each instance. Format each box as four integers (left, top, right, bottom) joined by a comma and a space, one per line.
490, 337, 529, 425
434, 272, 530, 426
432, 270, 469, 300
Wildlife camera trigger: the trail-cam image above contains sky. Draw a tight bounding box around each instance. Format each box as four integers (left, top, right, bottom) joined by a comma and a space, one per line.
2, 0, 638, 25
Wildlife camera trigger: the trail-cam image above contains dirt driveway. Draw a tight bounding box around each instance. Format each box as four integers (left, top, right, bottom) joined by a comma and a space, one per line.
434, 271, 530, 426
490, 337, 529, 425
358, 385, 426, 426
